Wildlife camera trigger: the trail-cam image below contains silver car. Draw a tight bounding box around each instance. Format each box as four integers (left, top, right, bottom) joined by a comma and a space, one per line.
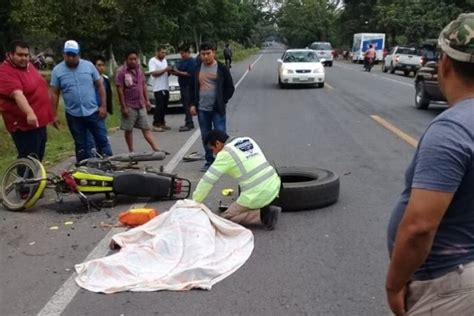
309, 42, 334, 67
147, 53, 197, 108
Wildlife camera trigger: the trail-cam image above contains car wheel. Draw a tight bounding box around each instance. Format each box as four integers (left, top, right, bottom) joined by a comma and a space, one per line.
318, 82, 325, 88
328, 61, 333, 67
278, 76, 284, 89
415, 81, 430, 109
390, 62, 395, 74
273, 167, 340, 212
382, 63, 388, 73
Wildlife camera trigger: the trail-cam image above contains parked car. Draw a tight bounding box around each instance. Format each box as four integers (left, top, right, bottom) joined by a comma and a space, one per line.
382, 46, 422, 76
277, 49, 325, 88
414, 61, 446, 109
146, 53, 197, 108
309, 42, 333, 67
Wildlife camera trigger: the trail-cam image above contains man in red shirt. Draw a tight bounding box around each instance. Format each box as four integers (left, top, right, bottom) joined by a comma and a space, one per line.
0, 40, 54, 161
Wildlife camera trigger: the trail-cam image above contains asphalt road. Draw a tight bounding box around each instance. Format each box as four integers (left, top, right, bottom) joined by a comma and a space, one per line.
0, 50, 448, 316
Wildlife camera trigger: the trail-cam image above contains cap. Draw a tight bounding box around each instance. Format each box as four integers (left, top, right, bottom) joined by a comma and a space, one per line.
64, 40, 80, 54
438, 13, 474, 63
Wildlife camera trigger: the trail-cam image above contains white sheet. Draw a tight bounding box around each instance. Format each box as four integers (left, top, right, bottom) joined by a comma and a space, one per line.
74, 200, 254, 293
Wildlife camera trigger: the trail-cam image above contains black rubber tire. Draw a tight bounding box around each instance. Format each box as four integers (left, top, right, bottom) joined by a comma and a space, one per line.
382, 63, 388, 73
273, 167, 339, 212
1, 158, 43, 212
278, 76, 285, 89
390, 62, 395, 74
328, 61, 333, 67
415, 81, 430, 109
318, 82, 325, 88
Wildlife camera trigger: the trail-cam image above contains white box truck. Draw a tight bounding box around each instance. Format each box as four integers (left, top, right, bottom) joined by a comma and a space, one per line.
352, 33, 386, 63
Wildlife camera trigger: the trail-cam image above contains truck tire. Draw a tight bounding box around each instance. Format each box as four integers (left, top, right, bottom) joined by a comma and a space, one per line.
390, 62, 395, 74
273, 167, 339, 212
415, 81, 430, 109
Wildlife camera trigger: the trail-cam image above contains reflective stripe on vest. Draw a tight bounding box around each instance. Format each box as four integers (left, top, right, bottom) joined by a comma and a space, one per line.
224, 141, 276, 192
239, 168, 277, 192
223, 147, 246, 175
241, 161, 270, 181
207, 166, 223, 178
202, 174, 218, 185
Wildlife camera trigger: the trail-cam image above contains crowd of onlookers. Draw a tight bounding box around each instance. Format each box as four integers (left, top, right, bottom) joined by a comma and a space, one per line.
0, 39, 234, 172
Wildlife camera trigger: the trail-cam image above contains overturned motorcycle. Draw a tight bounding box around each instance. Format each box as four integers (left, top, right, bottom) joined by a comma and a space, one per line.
0, 152, 191, 212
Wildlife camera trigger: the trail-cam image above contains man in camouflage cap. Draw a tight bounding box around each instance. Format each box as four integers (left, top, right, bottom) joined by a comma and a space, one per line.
386, 13, 474, 315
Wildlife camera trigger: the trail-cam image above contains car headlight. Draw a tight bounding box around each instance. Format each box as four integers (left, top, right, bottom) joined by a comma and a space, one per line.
283, 69, 294, 74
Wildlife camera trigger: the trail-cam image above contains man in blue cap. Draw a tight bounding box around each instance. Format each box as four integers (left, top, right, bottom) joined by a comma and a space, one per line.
50, 40, 113, 162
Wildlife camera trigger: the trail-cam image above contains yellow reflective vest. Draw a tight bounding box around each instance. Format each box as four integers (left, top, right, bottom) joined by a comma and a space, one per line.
192, 137, 281, 209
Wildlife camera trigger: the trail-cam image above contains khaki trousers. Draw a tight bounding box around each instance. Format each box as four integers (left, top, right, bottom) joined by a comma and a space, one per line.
405, 262, 474, 315
221, 202, 262, 226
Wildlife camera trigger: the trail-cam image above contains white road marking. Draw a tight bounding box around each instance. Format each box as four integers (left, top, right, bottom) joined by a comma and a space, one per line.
325, 82, 335, 90
380, 76, 414, 88
37, 52, 264, 316
335, 62, 414, 88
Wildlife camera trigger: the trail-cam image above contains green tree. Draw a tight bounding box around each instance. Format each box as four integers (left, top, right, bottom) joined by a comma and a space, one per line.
278, 0, 339, 48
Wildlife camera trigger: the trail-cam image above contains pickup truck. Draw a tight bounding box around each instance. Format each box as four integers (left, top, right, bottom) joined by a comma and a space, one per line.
382, 46, 422, 76
414, 61, 446, 109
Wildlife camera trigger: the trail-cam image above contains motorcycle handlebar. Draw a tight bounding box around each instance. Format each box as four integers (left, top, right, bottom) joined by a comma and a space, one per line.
108, 151, 166, 162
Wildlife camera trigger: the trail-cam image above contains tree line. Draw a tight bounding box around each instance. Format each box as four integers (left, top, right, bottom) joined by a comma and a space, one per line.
0, 0, 275, 61
276, 0, 473, 49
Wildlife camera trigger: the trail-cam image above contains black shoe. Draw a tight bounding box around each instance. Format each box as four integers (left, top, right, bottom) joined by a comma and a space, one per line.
179, 125, 194, 132
260, 205, 281, 230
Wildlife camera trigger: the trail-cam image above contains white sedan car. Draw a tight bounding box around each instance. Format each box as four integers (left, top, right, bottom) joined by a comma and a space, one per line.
277, 49, 325, 88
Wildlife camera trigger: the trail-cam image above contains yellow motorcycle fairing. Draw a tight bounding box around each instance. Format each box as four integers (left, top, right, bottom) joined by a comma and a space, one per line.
24, 158, 48, 209
72, 170, 113, 192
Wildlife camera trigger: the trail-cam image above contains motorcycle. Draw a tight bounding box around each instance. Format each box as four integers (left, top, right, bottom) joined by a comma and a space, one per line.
0, 152, 191, 212
363, 57, 375, 72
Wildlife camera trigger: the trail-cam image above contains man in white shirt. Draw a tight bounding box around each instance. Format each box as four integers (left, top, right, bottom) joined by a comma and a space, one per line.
148, 46, 172, 132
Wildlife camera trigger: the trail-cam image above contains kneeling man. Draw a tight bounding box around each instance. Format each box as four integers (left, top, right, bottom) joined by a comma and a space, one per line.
192, 130, 281, 229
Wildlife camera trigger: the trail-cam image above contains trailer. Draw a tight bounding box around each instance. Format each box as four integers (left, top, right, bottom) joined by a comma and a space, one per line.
352, 33, 386, 63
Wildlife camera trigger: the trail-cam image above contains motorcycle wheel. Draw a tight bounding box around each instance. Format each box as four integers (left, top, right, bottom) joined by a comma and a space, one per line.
1, 158, 47, 212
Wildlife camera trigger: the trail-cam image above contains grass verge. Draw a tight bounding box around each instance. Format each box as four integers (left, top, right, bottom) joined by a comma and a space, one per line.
0, 91, 122, 172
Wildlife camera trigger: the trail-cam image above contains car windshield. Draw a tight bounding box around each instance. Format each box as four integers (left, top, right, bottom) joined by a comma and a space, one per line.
398, 47, 419, 55
310, 43, 332, 50
167, 58, 181, 67
283, 51, 319, 63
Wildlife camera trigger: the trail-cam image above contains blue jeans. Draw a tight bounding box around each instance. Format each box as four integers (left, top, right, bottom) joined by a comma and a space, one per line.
10, 127, 47, 161
66, 112, 113, 162
198, 110, 226, 164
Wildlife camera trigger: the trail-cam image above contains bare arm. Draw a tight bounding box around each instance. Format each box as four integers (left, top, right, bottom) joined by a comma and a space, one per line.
150, 67, 170, 77
49, 86, 61, 128
116, 85, 126, 110
95, 79, 107, 118
142, 81, 150, 103
49, 86, 60, 115
386, 188, 453, 314
11, 90, 38, 127
172, 70, 190, 77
